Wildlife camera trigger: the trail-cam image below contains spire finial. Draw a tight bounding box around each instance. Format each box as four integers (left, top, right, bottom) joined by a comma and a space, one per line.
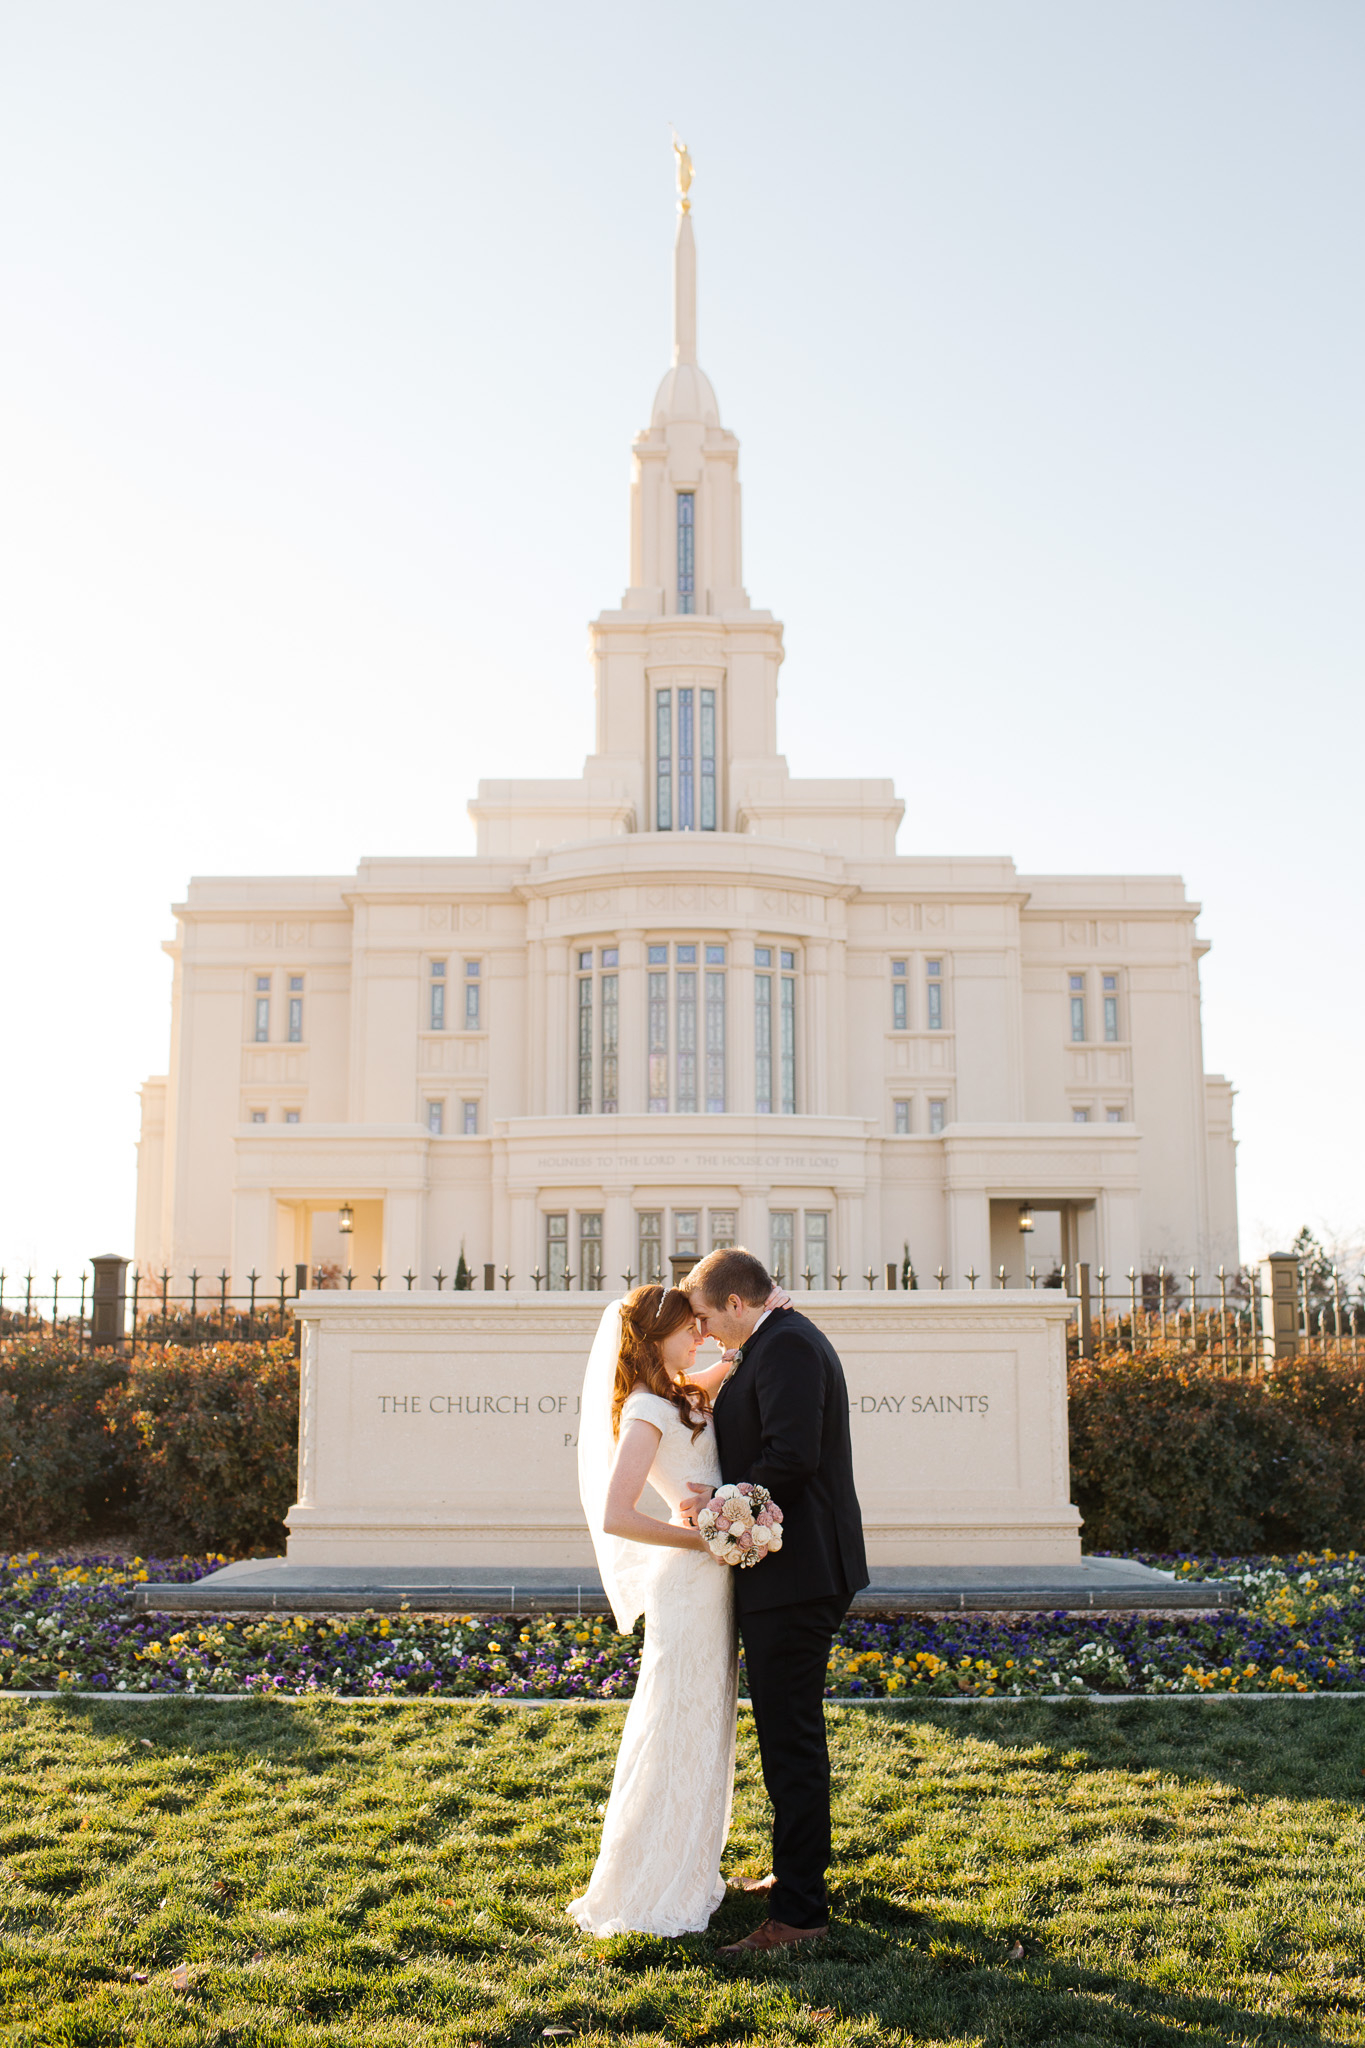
671, 130, 693, 215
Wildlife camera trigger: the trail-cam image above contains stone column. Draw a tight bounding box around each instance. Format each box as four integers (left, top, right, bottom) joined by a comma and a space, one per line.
835, 1190, 862, 1284
803, 941, 829, 1115
604, 1190, 633, 1289
617, 935, 647, 1115
383, 1186, 424, 1284
527, 929, 547, 1117
739, 1191, 768, 1266
510, 1191, 538, 1282
946, 1188, 990, 1288
230, 1187, 275, 1294
729, 928, 757, 1114
544, 941, 569, 1117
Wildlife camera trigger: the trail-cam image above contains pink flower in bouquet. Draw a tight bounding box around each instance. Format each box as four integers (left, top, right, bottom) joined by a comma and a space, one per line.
698, 1480, 784, 1568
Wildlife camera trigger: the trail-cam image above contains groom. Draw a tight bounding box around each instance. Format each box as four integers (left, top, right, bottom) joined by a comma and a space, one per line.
680, 1247, 868, 1952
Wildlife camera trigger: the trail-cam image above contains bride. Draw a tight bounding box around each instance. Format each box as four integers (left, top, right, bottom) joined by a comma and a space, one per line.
567, 1283, 742, 1938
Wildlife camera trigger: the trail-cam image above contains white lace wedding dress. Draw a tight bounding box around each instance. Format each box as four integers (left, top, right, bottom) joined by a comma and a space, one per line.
567, 1386, 738, 1937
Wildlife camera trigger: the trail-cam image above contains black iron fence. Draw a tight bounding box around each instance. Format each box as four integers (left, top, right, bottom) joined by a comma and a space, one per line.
3, 1253, 1361, 1373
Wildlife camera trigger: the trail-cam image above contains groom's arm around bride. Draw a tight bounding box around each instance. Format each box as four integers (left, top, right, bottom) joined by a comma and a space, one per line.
682, 1248, 869, 1949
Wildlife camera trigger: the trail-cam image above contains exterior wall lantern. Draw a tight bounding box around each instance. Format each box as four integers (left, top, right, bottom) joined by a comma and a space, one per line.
1018, 1202, 1035, 1234
338, 1203, 354, 1235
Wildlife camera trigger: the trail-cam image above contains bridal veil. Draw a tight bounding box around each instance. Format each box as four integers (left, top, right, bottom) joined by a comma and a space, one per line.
578, 1296, 657, 1632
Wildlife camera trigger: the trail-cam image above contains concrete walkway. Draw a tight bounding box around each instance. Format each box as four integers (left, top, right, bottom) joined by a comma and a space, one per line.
135, 1555, 1236, 1615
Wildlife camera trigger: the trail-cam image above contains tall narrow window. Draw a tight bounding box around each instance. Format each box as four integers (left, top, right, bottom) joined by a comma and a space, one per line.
891, 958, 907, 1030
577, 968, 593, 1114
804, 1212, 829, 1289
755, 947, 773, 1113
579, 1212, 603, 1290
1103, 973, 1119, 1042
700, 687, 717, 829
780, 952, 797, 1114
894, 1100, 910, 1134
601, 967, 619, 1113
709, 1209, 736, 1249
928, 1098, 946, 1134
705, 946, 726, 1112
427, 1100, 444, 1135
1070, 974, 1086, 1042
546, 1213, 568, 1289
678, 687, 695, 830
637, 1210, 662, 1282
465, 961, 482, 1029
769, 1211, 795, 1286
926, 959, 943, 1031
288, 975, 304, 1043
655, 690, 672, 830
648, 958, 669, 1111
462, 1100, 478, 1135
676, 491, 695, 613
675, 947, 697, 1113
429, 960, 446, 1031
673, 1210, 699, 1259
254, 976, 270, 1042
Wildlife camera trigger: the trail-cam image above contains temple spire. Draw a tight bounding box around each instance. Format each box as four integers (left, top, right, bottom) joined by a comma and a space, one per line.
671, 135, 697, 367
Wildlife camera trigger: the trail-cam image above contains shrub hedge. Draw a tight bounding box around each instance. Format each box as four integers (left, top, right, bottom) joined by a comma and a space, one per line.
2, 1335, 1363, 1558
0, 1339, 298, 1554
1068, 1347, 1365, 1553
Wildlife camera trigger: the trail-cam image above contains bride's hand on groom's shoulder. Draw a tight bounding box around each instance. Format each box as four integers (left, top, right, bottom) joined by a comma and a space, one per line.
766, 1286, 794, 1312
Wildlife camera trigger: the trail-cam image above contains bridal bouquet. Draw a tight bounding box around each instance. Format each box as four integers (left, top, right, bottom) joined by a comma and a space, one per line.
696, 1483, 784, 1569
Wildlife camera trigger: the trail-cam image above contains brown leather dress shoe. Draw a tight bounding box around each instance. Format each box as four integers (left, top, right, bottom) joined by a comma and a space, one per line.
720, 1917, 829, 1954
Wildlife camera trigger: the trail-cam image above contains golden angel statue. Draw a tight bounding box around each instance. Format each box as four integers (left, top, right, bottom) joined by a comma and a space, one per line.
673, 133, 694, 212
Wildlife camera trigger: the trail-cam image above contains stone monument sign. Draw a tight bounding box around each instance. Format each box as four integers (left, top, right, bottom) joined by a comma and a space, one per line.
286, 1292, 1081, 1567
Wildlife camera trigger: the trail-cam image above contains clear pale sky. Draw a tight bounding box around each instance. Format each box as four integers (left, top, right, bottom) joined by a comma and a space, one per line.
1, 1, 1360, 1285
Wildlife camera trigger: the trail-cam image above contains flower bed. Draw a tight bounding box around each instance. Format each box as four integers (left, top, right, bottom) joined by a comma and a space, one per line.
1, 1550, 1362, 1699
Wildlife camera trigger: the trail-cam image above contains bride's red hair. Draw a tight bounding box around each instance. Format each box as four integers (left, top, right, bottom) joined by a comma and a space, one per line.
612, 1284, 710, 1441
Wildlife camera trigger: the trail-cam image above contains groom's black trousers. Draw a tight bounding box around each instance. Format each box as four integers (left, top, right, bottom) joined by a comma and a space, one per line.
739, 1592, 849, 1929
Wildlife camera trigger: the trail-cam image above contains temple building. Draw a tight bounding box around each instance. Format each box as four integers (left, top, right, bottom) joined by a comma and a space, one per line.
134, 162, 1239, 1295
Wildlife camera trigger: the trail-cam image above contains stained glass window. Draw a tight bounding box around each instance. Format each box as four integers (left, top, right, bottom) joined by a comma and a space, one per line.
705, 968, 726, 1112
546, 1213, 568, 1289
676, 492, 695, 614
678, 687, 694, 831
637, 1210, 662, 1282
656, 690, 672, 830
601, 973, 619, 1113
648, 972, 669, 1111
805, 1212, 828, 1289
577, 975, 593, 1114
580, 1212, 603, 1290
676, 969, 697, 1113
755, 971, 773, 1114
769, 1211, 795, 1287
780, 969, 796, 1114
700, 687, 716, 828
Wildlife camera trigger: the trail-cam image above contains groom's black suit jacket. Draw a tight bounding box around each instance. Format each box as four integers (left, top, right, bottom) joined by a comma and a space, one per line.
711, 1307, 869, 1615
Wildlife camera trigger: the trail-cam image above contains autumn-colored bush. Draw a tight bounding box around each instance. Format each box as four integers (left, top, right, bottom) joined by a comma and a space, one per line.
0, 1337, 298, 1555
1069, 1347, 1365, 1553
100, 1341, 299, 1553
0, 1341, 134, 1544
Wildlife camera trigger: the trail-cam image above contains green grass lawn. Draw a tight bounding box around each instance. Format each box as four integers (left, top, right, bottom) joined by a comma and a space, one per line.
2, 1699, 1365, 2045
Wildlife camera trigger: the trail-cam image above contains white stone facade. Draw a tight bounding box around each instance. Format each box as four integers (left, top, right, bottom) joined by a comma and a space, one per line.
135, 200, 1238, 1295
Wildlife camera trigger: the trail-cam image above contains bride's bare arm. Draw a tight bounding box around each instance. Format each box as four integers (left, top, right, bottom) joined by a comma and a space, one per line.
602, 1420, 708, 1550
